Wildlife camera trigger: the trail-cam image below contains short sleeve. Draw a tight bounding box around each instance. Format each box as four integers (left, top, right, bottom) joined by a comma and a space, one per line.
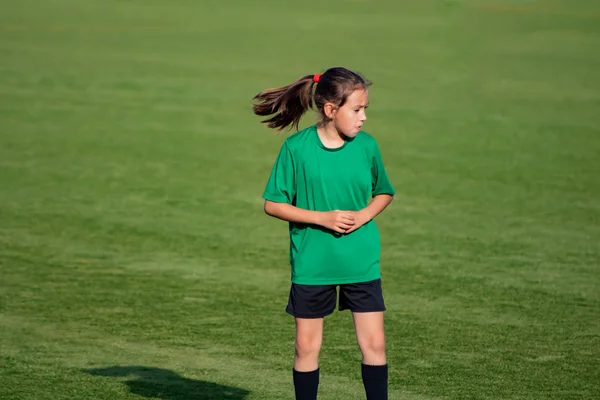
371, 140, 396, 197
263, 141, 296, 204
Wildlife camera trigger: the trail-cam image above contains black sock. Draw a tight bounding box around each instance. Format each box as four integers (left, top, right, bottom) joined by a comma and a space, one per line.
361, 364, 388, 400
293, 368, 319, 400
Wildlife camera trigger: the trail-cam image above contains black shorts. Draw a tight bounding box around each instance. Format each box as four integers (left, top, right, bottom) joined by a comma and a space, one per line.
286, 279, 386, 319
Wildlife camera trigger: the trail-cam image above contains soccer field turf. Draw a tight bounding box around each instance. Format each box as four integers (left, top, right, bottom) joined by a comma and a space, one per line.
1, 1, 599, 399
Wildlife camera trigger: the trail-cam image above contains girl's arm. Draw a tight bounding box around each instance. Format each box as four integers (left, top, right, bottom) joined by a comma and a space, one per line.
264, 201, 355, 234
345, 194, 394, 234
360, 194, 394, 221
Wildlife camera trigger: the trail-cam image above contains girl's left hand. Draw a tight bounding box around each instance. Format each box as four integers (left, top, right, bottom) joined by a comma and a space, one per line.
344, 210, 369, 234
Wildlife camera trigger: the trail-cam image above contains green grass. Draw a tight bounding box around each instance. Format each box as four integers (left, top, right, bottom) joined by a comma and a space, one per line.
1, 0, 599, 399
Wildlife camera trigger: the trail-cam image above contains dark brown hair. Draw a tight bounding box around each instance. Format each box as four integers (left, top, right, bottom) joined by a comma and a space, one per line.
252, 67, 371, 131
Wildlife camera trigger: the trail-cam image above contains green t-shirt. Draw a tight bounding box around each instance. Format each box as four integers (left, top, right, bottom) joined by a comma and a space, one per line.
263, 125, 395, 285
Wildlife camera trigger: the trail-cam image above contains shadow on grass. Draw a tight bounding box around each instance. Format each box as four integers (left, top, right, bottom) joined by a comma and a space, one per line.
85, 366, 250, 400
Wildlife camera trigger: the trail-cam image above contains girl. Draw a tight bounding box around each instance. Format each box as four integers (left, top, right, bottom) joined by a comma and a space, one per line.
253, 67, 395, 400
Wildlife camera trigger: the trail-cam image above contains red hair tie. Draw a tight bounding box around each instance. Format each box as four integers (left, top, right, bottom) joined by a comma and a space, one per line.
313, 74, 322, 83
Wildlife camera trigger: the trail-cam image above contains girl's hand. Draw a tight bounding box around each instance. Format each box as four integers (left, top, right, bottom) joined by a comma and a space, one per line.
344, 210, 370, 234
317, 210, 355, 234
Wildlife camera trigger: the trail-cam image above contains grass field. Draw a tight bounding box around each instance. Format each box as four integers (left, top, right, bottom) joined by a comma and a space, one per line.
1, 0, 599, 399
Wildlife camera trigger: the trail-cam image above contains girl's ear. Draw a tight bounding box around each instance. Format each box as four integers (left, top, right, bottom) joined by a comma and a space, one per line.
323, 102, 337, 119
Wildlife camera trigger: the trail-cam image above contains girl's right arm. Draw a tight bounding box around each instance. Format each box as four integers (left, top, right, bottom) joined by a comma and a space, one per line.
264, 201, 355, 234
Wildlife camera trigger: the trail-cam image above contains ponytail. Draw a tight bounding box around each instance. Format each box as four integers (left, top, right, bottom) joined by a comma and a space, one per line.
252, 68, 370, 132
252, 75, 317, 131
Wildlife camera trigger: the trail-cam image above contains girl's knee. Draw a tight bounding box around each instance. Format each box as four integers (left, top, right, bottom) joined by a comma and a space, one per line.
295, 335, 322, 358
359, 334, 386, 357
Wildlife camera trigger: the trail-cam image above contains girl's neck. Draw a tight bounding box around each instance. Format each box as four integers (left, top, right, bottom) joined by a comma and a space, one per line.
316, 122, 345, 149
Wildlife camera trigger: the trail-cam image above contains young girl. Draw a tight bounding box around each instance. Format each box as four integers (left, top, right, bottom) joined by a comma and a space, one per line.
253, 67, 395, 400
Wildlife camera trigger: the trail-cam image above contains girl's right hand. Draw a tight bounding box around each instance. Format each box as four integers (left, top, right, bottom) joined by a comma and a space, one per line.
317, 210, 355, 233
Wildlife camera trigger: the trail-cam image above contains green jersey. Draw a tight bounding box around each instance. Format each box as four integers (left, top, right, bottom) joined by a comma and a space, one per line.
263, 125, 395, 285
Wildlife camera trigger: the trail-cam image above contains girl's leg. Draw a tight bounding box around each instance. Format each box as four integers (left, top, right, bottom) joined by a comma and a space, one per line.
293, 317, 324, 400
353, 311, 387, 400
295, 317, 324, 370
353, 311, 386, 365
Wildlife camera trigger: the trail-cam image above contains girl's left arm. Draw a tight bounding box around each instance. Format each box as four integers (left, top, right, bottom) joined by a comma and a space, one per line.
345, 194, 393, 234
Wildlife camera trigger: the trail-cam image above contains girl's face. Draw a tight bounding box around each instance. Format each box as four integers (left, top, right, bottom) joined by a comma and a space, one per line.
332, 89, 369, 138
